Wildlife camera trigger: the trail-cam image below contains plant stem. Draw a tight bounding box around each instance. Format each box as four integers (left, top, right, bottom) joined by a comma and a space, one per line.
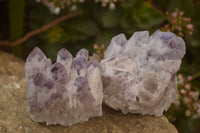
0, 11, 82, 47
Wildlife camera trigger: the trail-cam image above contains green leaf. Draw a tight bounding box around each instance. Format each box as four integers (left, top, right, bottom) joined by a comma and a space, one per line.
47, 27, 67, 43
188, 29, 200, 48
120, 16, 138, 35
66, 18, 99, 37
177, 117, 199, 133
9, 0, 25, 41
132, 2, 164, 29
44, 42, 63, 62
120, 0, 144, 9
9, 0, 25, 57
29, 2, 57, 30
65, 31, 87, 42
96, 30, 120, 46
101, 9, 122, 28
194, 2, 200, 25
152, 0, 169, 11
168, 0, 194, 17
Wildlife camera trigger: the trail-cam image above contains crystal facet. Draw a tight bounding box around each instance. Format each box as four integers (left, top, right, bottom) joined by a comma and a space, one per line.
25, 48, 103, 126
101, 30, 186, 116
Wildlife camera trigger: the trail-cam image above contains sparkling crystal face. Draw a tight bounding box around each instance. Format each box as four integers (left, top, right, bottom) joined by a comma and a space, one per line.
25, 47, 103, 126
101, 30, 186, 116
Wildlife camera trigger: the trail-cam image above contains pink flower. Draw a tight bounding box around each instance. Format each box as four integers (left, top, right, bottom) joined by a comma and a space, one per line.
189, 97, 192, 103
184, 17, 191, 22
180, 11, 184, 16
172, 18, 177, 23
189, 31, 193, 35
171, 26, 175, 31
109, 2, 115, 10
172, 12, 177, 17
188, 76, 193, 81
183, 97, 189, 104
164, 24, 169, 28
194, 103, 198, 111
185, 84, 191, 90
79, 0, 85, 2
181, 89, 187, 95
101, 44, 105, 49
103, 0, 109, 3
187, 24, 194, 30
178, 74, 183, 80
102, 3, 106, 7
93, 44, 98, 49
189, 91, 195, 97
178, 32, 184, 37
178, 26, 182, 31
173, 100, 180, 106
183, 17, 187, 21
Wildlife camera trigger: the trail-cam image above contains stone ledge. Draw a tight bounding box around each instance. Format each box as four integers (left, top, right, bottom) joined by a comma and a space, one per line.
0, 51, 178, 133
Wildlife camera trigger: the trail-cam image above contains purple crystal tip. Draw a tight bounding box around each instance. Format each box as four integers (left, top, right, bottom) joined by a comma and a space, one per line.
101, 30, 186, 116
25, 48, 103, 126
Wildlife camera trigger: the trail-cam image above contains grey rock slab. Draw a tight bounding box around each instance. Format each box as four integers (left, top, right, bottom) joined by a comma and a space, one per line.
0, 50, 178, 133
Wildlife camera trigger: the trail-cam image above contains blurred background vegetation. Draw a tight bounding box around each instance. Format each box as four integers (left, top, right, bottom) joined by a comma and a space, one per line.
0, 0, 200, 132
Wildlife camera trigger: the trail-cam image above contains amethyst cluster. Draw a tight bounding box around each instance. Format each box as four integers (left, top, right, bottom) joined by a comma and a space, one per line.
101, 30, 186, 116
25, 47, 103, 126
25, 30, 186, 126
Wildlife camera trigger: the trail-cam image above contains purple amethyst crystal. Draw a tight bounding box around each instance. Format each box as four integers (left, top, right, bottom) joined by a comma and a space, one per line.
101, 30, 186, 116
25, 47, 103, 126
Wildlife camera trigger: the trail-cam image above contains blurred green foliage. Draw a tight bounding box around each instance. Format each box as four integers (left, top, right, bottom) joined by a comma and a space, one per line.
9, 0, 25, 57
24, 0, 167, 59
22, 0, 200, 75
4, 0, 200, 132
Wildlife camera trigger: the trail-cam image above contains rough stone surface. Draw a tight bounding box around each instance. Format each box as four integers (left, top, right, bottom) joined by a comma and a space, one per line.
25, 47, 103, 126
0, 50, 178, 133
101, 30, 186, 116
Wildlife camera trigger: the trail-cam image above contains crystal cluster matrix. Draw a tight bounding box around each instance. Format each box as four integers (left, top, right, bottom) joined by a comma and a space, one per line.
101, 30, 186, 116
25, 47, 103, 126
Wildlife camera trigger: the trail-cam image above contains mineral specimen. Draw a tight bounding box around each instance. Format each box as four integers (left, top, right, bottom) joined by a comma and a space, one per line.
101, 30, 186, 116
25, 47, 103, 126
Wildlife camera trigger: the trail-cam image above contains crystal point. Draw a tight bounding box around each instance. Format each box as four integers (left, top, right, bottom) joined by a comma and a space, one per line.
76, 48, 89, 60
101, 30, 186, 116
25, 48, 103, 126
